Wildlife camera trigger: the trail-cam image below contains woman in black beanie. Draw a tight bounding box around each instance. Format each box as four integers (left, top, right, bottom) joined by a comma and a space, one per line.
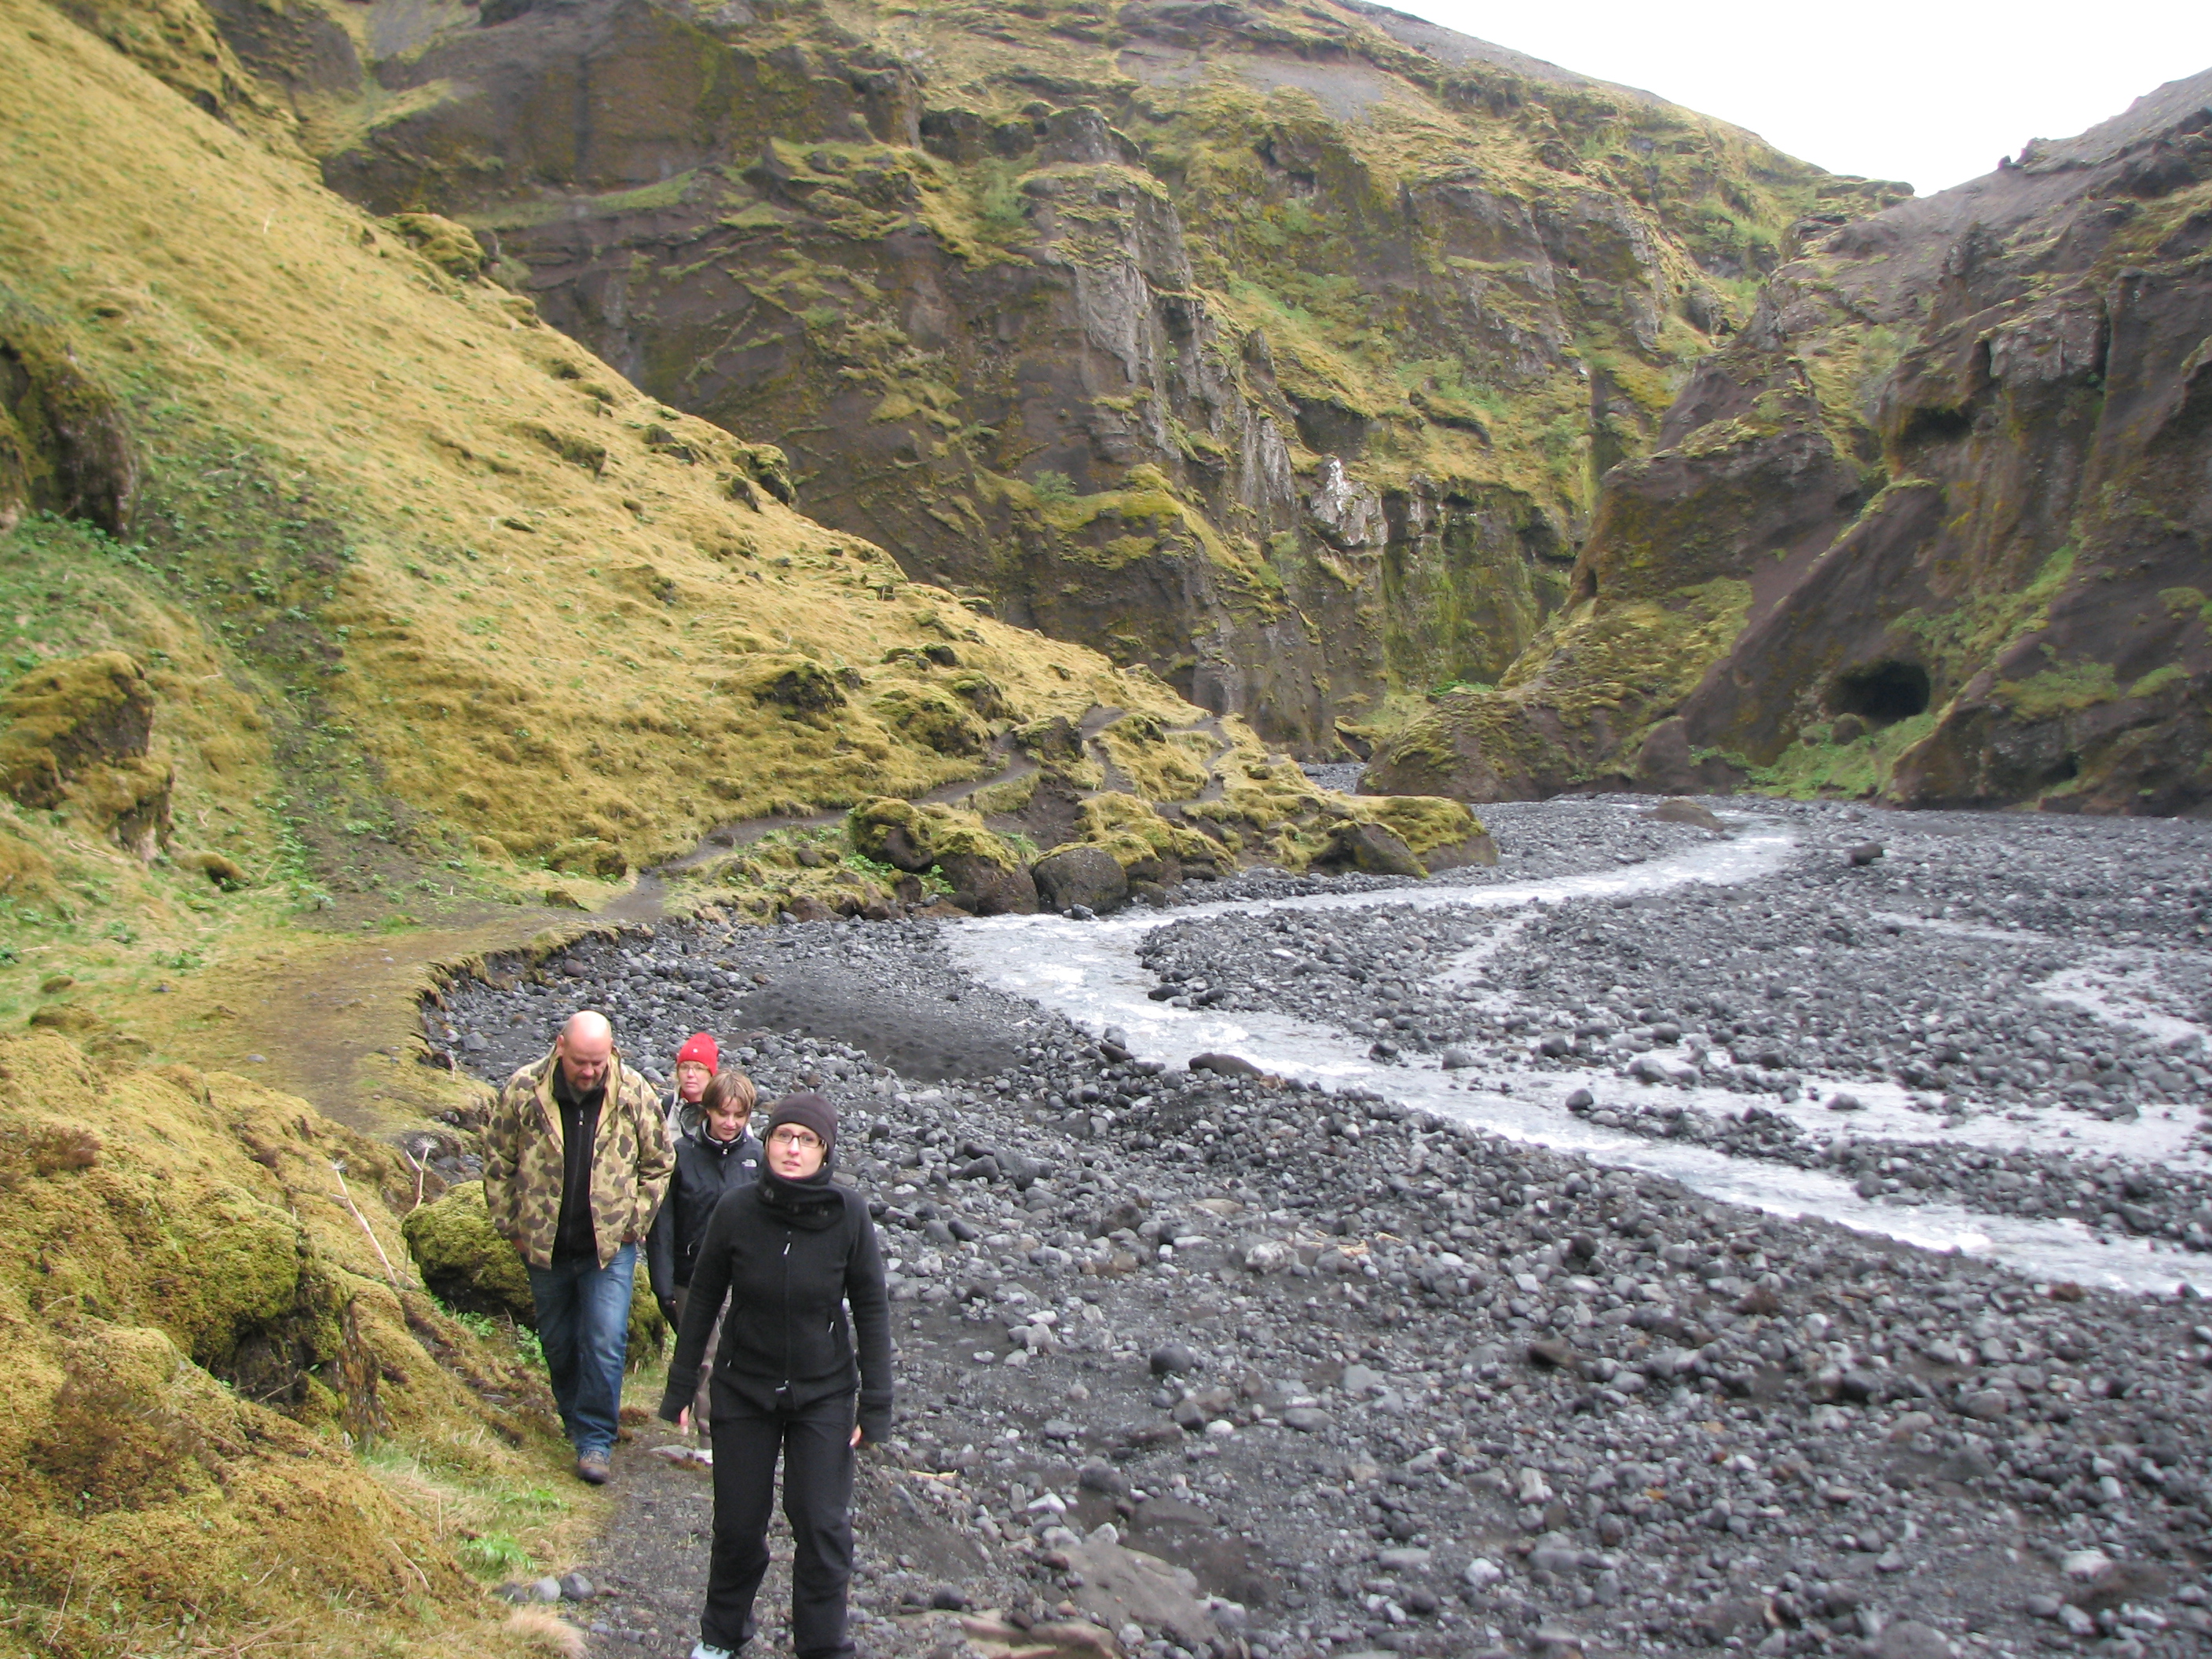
661, 1092, 892, 1659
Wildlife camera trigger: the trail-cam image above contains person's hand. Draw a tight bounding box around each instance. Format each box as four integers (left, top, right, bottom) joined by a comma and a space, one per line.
850, 1426, 863, 1448
678, 1407, 692, 1432
657, 1298, 678, 1327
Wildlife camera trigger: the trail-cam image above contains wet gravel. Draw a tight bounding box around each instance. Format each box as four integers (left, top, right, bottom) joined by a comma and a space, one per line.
427, 798, 2212, 1659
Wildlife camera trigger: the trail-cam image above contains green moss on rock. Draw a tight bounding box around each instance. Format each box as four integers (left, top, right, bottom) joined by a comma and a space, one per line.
401, 1178, 665, 1358
401, 1180, 533, 1324
848, 796, 1024, 873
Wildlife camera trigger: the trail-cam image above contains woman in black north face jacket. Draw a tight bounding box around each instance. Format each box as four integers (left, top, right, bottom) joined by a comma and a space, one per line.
646, 1070, 763, 1437
660, 1092, 891, 1659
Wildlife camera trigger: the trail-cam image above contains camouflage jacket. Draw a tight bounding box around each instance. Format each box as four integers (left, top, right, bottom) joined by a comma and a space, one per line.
483, 1048, 675, 1271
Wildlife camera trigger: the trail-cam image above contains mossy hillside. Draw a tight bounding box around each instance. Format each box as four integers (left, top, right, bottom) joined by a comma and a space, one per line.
283, 0, 1904, 734
0, 0, 1208, 1025
0, 1028, 588, 1659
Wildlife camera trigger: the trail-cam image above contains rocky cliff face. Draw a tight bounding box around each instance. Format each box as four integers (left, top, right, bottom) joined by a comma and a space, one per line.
263, 0, 1896, 745
1368, 68, 2212, 814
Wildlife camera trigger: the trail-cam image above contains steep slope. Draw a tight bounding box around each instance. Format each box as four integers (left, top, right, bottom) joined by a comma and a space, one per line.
1368, 68, 2212, 815
0, 0, 1241, 1032
0, 1024, 599, 1659
236, 0, 1900, 745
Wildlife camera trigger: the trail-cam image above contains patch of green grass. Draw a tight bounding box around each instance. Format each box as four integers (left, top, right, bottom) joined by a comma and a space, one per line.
454, 1532, 534, 1580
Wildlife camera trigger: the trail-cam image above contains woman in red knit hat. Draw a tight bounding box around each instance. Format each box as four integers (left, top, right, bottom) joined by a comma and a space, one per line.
668, 1031, 721, 1138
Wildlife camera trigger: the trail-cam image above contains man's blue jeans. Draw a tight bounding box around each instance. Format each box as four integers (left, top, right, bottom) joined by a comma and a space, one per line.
525, 1243, 635, 1456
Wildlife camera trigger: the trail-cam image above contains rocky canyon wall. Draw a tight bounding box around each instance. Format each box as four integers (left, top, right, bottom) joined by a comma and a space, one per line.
1368, 68, 2212, 814
262, 0, 1899, 745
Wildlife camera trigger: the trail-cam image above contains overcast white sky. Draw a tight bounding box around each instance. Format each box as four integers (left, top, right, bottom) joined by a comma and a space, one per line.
1393, 1, 2212, 197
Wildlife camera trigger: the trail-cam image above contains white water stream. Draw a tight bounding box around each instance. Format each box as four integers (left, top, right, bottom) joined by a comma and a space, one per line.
946, 816, 2211, 1296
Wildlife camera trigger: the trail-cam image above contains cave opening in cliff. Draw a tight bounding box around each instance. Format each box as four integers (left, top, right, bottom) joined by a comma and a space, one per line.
1831, 661, 1931, 725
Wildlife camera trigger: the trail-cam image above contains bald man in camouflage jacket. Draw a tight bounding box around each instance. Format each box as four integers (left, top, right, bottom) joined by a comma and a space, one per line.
484, 1010, 674, 1484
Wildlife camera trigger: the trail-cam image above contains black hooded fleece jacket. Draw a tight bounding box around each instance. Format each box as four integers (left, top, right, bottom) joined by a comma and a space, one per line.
658, 1170, 893, 1442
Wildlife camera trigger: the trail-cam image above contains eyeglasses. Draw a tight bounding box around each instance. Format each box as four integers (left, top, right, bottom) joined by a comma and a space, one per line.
767, 1127, 823, 1149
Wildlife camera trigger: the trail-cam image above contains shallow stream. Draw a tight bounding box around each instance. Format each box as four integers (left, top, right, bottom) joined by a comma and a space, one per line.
946, 814, 2211, 1296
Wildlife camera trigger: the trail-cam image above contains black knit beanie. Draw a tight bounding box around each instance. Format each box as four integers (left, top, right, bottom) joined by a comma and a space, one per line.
766, 1091, 837, 1159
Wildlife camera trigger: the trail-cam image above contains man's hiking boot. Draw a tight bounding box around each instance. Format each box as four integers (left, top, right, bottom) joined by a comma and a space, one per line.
574, 1450, 611, 1485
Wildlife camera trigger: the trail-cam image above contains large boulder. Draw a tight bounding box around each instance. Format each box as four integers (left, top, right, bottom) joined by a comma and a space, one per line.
387, 212, 486, 279
1032, 844, 1130, 914
0, 296, 137, 536
1314, 819, 1424, 877
1646, 797, 1727, 832
1356, 794, 1497, 870
401, 1181, 533, 1324
1072, 792, 1226, 881
940, 849, 1038, 916
848, 798, 1037, 914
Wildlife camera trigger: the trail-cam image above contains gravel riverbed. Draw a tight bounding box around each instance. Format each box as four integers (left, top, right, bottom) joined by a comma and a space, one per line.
428, 799, 2212, 1659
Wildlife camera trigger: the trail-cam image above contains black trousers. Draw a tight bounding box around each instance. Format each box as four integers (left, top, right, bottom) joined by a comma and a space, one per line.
702, 1389, 856, 1659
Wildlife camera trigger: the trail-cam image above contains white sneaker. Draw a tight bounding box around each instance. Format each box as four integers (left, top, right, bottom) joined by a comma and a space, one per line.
690, 1644, 734, 1659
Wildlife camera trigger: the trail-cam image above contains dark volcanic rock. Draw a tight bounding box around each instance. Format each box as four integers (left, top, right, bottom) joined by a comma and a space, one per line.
1033, 844, 1131, 916
941, 850, 1039, 917
434, 799, 2212, 1659
1314, 820, 1426, 878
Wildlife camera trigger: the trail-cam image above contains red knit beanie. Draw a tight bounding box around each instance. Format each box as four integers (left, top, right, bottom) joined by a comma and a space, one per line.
676, 1032, 720, 1070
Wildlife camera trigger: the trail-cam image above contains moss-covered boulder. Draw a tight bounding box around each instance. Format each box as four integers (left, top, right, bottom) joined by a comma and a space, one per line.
737, 654, 848, 712
942, 850, 1039, 916
401, 1179, 665, 1357
844, 798, 1008, 873
0, 291, 137, 536
0, 650, 172, 857
873, 684, 988, 756
401, 1180, 534, 1323
0, 650, 155, 805
1354, 795, 1497, 870
387, 211, 486, 279
546, 834, 629, 878
848, 798, 1038, 913
1072, 792, 1226, 881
